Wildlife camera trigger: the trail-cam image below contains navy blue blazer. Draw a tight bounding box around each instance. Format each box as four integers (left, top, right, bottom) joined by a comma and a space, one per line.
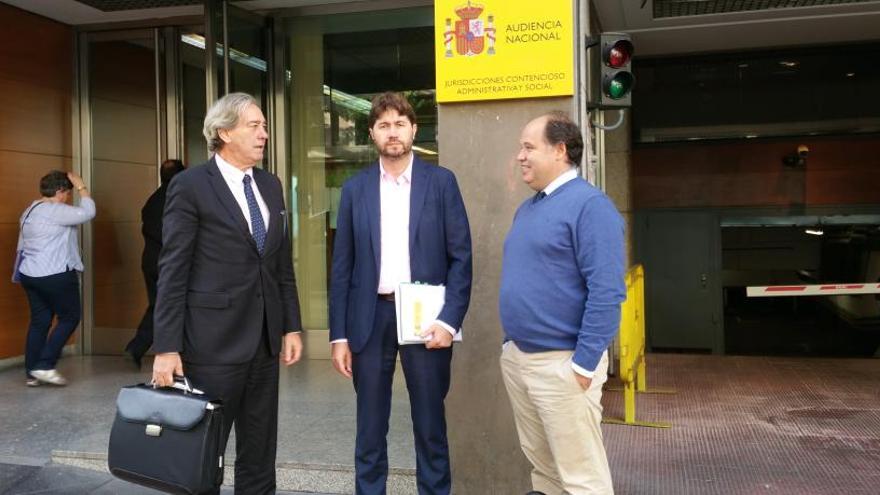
329, 157, 473, 353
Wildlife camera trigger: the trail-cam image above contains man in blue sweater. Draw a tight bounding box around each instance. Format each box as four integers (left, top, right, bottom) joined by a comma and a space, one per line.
499, 112, 626, 495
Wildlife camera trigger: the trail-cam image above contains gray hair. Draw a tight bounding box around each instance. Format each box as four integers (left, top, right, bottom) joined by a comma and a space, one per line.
203, 92, 258, 152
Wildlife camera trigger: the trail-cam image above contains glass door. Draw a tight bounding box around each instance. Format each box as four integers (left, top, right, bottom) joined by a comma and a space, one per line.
178, 25, 209, 166
80, 5, 272, 355
82, 30, 161, 355
206, 0, 271, 168
225, 4, 270, 116
279, 8, 437, 357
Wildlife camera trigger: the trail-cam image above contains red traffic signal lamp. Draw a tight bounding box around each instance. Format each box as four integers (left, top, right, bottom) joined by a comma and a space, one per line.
590, 33, 635, 109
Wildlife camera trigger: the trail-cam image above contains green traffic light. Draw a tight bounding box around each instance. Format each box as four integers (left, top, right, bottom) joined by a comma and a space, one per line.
606, 72, 634, 99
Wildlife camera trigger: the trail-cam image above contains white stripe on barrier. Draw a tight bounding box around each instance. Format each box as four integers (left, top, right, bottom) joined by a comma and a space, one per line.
746, 283, 880, 297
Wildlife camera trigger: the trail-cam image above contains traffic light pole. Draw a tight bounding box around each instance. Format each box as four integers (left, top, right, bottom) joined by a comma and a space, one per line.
593, 109, 626, 131
577, 1, 616, 376
576, 0, 602, 188
594, 103, 608, 193
572, 0, 599, 186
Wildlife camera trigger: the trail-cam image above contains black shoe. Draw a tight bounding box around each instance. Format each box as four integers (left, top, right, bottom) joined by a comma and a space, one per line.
526, 492, 547, 495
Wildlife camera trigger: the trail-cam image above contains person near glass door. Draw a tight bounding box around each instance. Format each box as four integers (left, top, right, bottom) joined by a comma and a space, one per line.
15, 170, 95, 387
151, 93, 303, 494
124, 158, 186, 367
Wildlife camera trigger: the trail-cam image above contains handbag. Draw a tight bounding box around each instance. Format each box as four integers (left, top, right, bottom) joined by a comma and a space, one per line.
12, 202, 42, 284
11, 250, 24, 284
108, 377, 225, 495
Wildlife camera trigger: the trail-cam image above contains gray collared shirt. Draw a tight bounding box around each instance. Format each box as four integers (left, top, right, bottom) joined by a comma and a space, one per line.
17, 197, 96, 277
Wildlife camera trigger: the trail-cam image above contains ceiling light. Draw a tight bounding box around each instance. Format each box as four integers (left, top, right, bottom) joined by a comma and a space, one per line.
779, 61, 799, 68
805, 228, 824, 236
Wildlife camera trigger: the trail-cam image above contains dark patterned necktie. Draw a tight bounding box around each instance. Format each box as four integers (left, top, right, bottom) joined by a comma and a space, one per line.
242, 175, 266, 254
534, 191, 547, 203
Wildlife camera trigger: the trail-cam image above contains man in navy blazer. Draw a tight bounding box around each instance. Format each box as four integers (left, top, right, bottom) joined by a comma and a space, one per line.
152, 93, 303, 494
329, 92, 472, 495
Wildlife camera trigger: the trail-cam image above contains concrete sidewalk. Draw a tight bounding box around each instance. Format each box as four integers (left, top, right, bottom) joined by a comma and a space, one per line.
0, 356, 416, 494
2, 353, 879, 494
0, 461, 321, 494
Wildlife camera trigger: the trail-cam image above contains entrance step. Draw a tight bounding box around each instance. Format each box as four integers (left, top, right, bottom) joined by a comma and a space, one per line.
51, 450, 417, 494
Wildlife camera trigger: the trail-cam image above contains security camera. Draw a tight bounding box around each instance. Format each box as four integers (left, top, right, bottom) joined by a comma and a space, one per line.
783, 145, 809, 167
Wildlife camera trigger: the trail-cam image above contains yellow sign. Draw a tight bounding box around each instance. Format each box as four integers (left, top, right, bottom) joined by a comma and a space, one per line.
435, 0, 574, 103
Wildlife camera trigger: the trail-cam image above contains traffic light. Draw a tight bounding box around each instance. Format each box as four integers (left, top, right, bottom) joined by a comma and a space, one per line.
590, 33, 635, 109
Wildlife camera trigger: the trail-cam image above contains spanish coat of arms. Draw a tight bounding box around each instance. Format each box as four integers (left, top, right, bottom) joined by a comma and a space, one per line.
443, 1, 496, 57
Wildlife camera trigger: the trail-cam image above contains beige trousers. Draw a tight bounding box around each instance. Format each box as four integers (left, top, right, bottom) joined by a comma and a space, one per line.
501, 343, 613, 495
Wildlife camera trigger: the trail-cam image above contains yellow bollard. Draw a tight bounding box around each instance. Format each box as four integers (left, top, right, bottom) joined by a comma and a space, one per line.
603, 265, 673, 428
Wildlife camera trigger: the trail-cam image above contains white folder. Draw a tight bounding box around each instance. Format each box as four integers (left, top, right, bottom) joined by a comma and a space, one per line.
395, 282, 463, 345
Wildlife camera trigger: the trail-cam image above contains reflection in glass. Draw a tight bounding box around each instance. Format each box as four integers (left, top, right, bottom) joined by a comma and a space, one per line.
226, 9, 268, 115
282, 9, 436, 336
178, 10, 268, 166
180, 31, 207, 165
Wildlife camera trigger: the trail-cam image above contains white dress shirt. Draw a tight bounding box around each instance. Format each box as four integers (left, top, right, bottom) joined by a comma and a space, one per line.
377, 158, 413, 294
332, 154, 455, 344
214, 153, 269, 234
543, 167, 578, 196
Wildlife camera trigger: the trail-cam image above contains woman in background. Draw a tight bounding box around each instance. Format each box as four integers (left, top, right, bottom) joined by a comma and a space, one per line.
16, 170, 95, 386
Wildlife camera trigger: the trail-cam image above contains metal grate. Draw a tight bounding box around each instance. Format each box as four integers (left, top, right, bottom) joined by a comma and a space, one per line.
654, 0, 876, 18
73, 0, 202, 11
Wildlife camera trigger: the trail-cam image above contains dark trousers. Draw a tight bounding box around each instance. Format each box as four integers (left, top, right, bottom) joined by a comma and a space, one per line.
20, 270, 81, 377
352, 299, 453, 495
126, 266, 157, 358
184, 332, 279, 495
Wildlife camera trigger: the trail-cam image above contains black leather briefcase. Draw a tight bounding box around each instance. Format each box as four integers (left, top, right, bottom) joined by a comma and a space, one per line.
108, 378, 225, 494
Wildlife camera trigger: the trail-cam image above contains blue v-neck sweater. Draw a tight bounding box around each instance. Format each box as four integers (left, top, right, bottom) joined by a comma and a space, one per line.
499, 178, 626, 373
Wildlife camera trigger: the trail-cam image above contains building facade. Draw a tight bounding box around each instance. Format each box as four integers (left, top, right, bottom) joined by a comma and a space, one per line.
1, 1, 879, 492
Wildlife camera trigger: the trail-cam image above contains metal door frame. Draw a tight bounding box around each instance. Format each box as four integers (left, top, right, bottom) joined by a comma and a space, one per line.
75, 28, 179, 355
206, 0, 274, 171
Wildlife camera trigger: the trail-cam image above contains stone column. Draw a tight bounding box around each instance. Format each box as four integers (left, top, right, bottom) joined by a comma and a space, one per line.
440, 97, 572, 494
603, 111, 634, 265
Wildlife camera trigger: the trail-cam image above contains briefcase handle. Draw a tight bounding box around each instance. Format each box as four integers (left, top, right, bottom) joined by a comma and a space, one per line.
151, 375, 204, 395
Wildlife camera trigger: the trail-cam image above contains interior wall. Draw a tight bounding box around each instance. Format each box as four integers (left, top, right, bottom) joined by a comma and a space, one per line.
632, 135, 880, 209
0, 4, 73, 360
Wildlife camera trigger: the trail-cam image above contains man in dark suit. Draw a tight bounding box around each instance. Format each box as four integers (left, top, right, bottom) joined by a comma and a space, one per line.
329, 92, 472, 495
124, 158, 185, 367
152, 92, 303, 494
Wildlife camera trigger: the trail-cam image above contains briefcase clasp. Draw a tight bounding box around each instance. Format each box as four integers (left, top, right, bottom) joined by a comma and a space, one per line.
145, 424, 162, 437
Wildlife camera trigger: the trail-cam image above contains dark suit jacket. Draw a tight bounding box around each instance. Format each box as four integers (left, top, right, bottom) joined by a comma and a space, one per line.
153, 157, 302, 365
329, 157, 472, 353
140, 182, 167, 281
